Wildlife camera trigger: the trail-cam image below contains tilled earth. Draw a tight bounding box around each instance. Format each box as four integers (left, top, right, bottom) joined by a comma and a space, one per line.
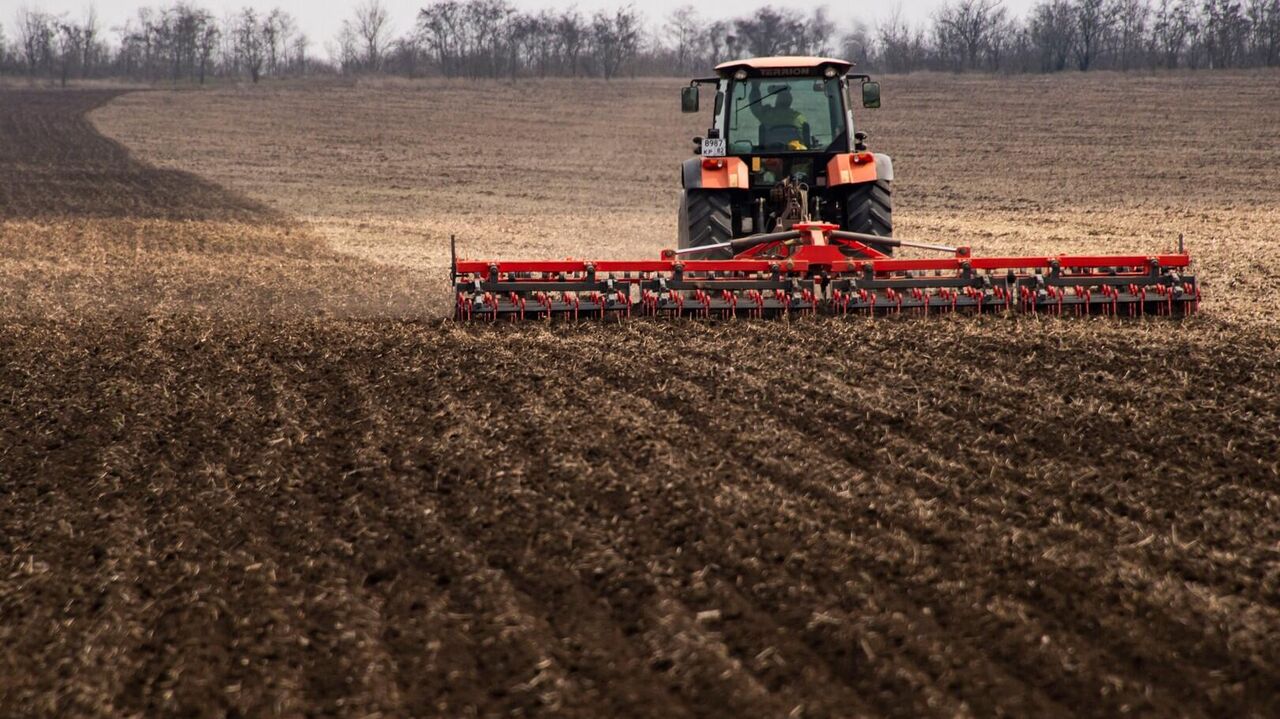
2, 86, 1279, 718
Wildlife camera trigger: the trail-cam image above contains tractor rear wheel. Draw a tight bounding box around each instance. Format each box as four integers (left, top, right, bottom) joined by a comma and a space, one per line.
678, 190, 733, 259
842, 180, 893, 253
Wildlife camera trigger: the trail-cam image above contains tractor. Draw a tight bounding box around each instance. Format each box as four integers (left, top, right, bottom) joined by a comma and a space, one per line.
678, 57, 891, 257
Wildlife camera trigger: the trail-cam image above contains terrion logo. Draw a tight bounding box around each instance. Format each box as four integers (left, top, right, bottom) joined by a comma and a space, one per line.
759, 68, 812, 76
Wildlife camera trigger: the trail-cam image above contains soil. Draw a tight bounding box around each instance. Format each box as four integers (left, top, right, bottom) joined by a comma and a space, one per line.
2, 78, 1279, 718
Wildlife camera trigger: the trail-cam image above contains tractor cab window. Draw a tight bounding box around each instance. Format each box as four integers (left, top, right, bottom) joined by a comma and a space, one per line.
726, 77, 845, 154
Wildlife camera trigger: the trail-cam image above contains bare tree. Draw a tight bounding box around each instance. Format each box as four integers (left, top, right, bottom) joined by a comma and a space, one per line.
1031, 0, 1078, 70
523, 10, 556, 76
55, 20, 83, 86
876, 9, 929, 72
734, 6, 803, 57
1246, 0, 1280, 64
1115, 0, 1150, 68
986, 8, 1021, 67
934, 0, 1009, 70
351, 0, 391, 71
81, 7, 99, 77
590, 6, 639, 79
664, 5, 699, 74
698, 19, 732, 67
334, 22, 359, 72
839, 21, 874, 67
391, 31, 424, 76
162, 5, 197, 82
1005, 21, 1040, 71
797, 8, 835, 55
418, 0, 461, 76
466, 0, 514, 78
236, 7, 265, 82
291, 32, 310, 73
1074, 0, 1119, 69
16, 7, 56, 77
1152, 0, 1194, 66
555, 10, 586, 75
1203, 0, 1250, 66
261, 8, 279, 74
196, 10, 218, 83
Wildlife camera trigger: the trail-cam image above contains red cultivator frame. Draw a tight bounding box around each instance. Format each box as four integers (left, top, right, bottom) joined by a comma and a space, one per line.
452, 223, 1198, 320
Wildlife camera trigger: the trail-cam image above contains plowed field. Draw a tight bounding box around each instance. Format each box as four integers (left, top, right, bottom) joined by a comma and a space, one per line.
2, 75, 1279, 718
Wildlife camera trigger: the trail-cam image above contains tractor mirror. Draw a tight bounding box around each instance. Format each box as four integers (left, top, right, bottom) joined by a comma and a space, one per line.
681, 86, 699, 113
861, 81, 881, 109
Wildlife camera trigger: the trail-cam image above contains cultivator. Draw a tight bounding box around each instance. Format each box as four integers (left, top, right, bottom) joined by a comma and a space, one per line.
451, 223, 1198, 321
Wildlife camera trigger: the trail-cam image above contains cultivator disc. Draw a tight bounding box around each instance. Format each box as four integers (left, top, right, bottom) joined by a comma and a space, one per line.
451, 225, 1198, 321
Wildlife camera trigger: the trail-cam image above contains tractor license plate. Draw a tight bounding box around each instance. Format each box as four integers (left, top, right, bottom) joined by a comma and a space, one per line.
701, 138, 726, 157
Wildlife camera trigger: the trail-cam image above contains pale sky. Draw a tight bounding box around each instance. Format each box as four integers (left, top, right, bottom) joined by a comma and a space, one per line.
16, 0, 1040, 60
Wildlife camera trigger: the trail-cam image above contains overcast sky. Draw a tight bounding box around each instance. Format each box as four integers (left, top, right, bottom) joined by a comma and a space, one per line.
20, 0, 1041, 59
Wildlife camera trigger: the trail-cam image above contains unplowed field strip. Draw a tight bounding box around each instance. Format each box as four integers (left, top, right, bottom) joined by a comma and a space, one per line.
1, 86, 1278, 718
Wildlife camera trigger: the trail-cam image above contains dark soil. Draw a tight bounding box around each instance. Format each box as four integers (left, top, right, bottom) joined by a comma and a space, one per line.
0, 90, 270, 222
1, 89, 1278, 719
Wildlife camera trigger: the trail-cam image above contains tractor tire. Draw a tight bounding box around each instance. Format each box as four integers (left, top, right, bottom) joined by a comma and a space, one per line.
842, 179, 893, 253
678, 190, 734, 259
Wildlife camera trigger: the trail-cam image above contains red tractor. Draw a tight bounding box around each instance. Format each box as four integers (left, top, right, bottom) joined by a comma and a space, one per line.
678, 57, 891, 257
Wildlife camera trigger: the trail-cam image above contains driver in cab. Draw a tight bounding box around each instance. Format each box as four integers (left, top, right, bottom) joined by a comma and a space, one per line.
748, 85, 808, 150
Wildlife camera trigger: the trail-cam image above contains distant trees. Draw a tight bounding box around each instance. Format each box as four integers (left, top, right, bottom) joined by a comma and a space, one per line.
1071, 0, 1116, 69
875, 10, 930, 73
1030, 0, 1076, 70
2, 0, 1278, 82
8, 7, 101, 83
857, 0, 1280, 72
1115, 0, 1150, 69
407, 0, 638, 79
54, 18, 82, 86
235, 9, 265, 82
734, 7, 803, 57
1250, 0, 1280, 63
349, 0, 391, 71
591, 8, 640, 79
16, 8, 56, 77
1, 3, 305, 83
664, 6, 698, 75
933, 0, 1009, 70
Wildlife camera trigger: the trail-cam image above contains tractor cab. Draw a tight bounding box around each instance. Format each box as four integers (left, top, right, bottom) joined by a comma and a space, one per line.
678, 57, 893, 257
682, 57, 881, 159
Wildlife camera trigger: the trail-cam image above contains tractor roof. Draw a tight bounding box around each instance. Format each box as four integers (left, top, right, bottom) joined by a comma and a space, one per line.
715, 56, 853, 74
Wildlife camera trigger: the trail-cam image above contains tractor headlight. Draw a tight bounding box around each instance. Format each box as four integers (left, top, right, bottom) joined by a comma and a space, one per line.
734, 69, 748, 80
823, 66, 838, 79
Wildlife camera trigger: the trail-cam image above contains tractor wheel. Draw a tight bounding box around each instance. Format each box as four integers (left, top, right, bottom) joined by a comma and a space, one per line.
678, 190, 733, 259
842, 180, 893, 253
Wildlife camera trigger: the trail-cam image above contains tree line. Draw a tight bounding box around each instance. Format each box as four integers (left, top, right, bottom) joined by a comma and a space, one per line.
850, 0, 1280, 72
4, 4, 310, 84
1, 0, 1277, 84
